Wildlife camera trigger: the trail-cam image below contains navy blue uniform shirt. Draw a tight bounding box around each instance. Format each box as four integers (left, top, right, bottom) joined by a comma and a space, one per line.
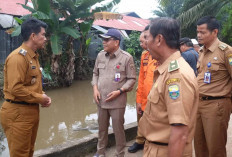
181, 48, 199, 76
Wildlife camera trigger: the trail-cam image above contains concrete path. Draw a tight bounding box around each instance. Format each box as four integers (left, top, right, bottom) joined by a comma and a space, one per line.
86, 140, 142, 157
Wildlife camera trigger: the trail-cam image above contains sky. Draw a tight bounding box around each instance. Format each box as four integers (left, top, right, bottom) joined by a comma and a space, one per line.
112, 0, 159, 19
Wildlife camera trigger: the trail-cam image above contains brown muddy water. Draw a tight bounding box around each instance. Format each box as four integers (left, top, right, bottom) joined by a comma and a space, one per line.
0, 80, 137, 156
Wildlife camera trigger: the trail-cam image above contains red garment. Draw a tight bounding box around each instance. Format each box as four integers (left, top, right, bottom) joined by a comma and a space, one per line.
136, 51, 158, 111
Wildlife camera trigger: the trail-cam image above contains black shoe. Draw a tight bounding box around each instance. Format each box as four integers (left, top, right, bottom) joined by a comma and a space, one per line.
128, 142, 144, 153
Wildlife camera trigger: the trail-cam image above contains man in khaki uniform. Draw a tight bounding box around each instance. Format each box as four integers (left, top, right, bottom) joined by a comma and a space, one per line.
92, 28, 136, 157
194, 16, 232, 157
0, 18, 51, 157
138, 17, 199, 157
128, 25, 159, 153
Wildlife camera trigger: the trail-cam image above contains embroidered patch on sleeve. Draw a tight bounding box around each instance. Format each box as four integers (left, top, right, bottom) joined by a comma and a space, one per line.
229, 57, 232, 65
166, 78, 180, 85
168, 84, 180, 100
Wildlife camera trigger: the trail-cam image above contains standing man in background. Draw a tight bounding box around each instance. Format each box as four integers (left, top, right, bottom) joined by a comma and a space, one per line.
194, 16, 232, 157
191, 39, 201, 52
0, 18, 51, 157
128, 25, 158, 153
179, 37, 199, 76
139, 17, 199, 157
92, 28, 136, 157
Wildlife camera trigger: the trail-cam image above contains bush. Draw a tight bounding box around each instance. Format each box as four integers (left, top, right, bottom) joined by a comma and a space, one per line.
123, 31, 143, 60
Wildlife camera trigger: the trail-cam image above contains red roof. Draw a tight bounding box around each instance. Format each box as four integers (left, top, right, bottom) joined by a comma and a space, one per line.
0, 1, 150, 31
0, 0, 31, 16
93, 16, 150, 31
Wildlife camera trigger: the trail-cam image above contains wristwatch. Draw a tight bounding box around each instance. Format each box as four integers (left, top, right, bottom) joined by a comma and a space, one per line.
117, 88, 123, 95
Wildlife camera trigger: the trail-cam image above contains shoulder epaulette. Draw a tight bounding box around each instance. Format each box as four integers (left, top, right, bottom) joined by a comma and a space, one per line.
121, 50, 131, 57
168, 60, 179, 72
18, 49, 27, 56
219, 44, 228, 51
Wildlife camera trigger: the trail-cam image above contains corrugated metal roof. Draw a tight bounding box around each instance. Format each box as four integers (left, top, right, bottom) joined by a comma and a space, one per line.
0, 0, 150, 31
93, 15, 150, 31
0, 0, 31, 16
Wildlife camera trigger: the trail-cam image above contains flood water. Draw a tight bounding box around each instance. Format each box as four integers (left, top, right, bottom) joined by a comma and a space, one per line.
0, 80, 137, 156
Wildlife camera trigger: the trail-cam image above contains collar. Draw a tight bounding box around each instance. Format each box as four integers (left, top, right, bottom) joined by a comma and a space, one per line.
203, 38, 219, 53
105, 47, 121, 58
21, 43, 38, 58
157, 51, 181, 74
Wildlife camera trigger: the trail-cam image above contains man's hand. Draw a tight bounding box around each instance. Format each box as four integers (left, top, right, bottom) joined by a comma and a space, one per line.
41, 94, 51, 107
105, 90, 120, 102
136, 103, 143, 115
93, 85, 101, 104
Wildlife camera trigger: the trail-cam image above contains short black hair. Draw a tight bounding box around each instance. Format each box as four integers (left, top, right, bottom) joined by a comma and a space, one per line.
197, 16, 220, 32
180, 37, 193, 47
150, 17, 180, 49
21, 18, 48, 41
143, 25, 150, 32
185, 42, 193, 47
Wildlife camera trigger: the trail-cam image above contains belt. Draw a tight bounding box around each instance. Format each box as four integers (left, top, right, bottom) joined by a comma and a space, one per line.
149, 141, 168, 146
200, 96, 225, 101
5, 99, 38, 105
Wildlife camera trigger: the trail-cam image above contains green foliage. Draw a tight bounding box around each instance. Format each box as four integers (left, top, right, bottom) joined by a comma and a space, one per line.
177, 0, 231, 29
60, 27, 80, 39
153, 0, 183, 18
11, 25, 21, 37
50, 34, 60, 55
10, 0, 121, 85
123, 31, 143, 59
220, 4, 232, 44
155, 0, 232, 39
12, 0, 120, 55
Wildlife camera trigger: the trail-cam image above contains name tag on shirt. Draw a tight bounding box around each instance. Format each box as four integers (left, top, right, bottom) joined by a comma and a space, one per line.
115, 73, 120, 82
204, 72, 211, 84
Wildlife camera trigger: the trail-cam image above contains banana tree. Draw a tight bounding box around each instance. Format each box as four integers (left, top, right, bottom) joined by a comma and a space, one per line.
11, 0, 120, 86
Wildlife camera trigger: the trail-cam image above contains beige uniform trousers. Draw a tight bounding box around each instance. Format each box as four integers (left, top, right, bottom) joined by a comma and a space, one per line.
0, 101, 39, 157
143, 140, 192, 157
97, 106, 126, 157
194, 98, 231, 157
135, 112, 145, 144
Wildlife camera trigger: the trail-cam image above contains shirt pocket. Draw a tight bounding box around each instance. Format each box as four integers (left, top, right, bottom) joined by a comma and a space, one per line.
97, 63, 106, 74
117, 65, 126, 74
147, 92, 160, 119
25, 68, 39, 85
210, 61, 219, 73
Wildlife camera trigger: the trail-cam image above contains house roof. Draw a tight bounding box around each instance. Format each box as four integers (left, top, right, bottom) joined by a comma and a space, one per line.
122, 12, 141, 18
0, 0, 31, 16
0, 1, 150, 31
93, 15, 150, 31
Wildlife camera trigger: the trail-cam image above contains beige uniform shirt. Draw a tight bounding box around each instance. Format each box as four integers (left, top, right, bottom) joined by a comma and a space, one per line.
139, 51, 199, 145
4, 43, 44, 103
92, 48, 136, 109
197, 39, 232, 97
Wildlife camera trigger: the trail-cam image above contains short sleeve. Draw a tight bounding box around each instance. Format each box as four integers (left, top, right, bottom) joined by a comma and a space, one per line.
165, 73, 194, 126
